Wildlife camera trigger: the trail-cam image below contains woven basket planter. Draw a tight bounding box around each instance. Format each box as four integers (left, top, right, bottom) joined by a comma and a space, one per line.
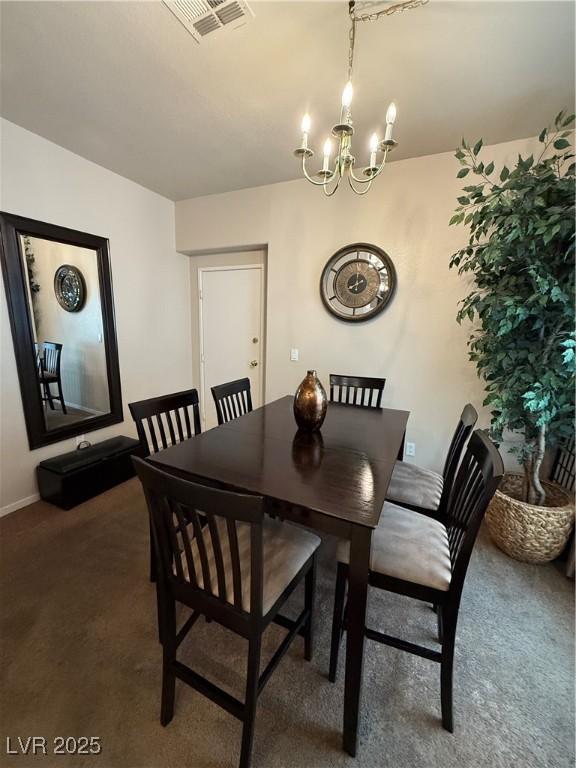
486, 473, 575, 564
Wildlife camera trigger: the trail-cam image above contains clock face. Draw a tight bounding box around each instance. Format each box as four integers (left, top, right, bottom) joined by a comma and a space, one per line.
54, 265, 86, 312
320, 243, 396, 322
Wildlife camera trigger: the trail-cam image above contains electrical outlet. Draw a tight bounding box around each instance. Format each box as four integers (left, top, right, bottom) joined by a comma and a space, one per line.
405, 441, 416, 457
290, 348, 299, 362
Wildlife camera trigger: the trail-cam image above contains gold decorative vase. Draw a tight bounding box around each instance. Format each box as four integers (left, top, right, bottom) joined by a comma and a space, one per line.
294, 370, 327, 432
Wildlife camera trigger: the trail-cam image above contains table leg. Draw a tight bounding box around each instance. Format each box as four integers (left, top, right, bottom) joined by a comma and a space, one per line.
343, 525, 372, 757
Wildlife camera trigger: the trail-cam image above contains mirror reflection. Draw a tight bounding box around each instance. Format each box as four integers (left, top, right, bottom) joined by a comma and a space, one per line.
20, 235, 110, 431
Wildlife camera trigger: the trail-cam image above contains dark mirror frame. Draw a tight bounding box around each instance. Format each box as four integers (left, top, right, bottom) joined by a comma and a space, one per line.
0, 212, 123, 449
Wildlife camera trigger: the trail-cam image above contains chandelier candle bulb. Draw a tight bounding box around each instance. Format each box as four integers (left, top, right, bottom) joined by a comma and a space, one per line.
322, 139, 333, 171
369, 133, 379, 167
384, 102, 397, 142
342, 81, 354, 108
301, 114, 311, 149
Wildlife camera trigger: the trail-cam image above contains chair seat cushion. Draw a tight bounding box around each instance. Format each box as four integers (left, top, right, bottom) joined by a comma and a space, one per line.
183, 518, 320, 614
336, 502, 451, 591
386, 461, 444, 511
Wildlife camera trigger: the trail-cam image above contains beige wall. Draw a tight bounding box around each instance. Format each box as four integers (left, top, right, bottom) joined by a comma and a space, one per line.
177, 136, 539, 472
1, 119, 192, 513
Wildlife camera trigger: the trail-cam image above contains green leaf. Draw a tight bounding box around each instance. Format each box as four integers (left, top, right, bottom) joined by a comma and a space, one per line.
538, 128, 547, 142
485, 161, 494, 175
554, 138, 570, 150
457, 168, 470, 178
562, 113, 575, 127
500, 166, 509, 181
457, 196, 470, 205
473, 139, 483, 156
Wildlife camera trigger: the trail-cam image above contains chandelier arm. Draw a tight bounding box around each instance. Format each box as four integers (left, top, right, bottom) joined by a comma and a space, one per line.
347, 176, 373, 196
302, 155, 336, 186
347, 151, 389, 184
323, 175, 342, 197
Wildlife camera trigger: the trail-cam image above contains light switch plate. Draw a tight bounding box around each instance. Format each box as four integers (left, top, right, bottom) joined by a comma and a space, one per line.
290, 348, 299, 362
405, 442, 416, 457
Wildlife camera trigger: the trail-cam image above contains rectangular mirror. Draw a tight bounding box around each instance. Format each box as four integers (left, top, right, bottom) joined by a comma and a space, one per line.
1, 213, 123, 448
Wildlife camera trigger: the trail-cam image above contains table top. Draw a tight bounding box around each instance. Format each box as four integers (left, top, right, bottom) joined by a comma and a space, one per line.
150, 395, 409, 529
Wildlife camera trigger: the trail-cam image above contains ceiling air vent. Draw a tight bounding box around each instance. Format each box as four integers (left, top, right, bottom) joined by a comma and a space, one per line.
163, 0, 254, 43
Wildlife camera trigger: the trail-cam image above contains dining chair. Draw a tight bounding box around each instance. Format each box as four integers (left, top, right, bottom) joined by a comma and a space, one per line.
129, 388, 202, 458
38, 342, 66, 413
133, 457, 320, 768
129, 388, 203, 585
211, 377, 253, 425
329, 429, 503, 732
329, 374, 386, 408
386, 403, 478, 521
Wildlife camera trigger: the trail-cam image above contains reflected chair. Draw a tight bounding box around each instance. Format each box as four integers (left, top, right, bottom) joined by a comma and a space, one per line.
386, 404, 478, 521
329, 374, 386, 409
133, 457, 320, 768
38, 342, 66, 414
129, 388, 202, 583
329, 430, 503, 732
211, 377, 253, 425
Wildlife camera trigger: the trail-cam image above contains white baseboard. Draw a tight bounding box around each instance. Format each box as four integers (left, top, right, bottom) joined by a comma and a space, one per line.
0, 493, 41, 518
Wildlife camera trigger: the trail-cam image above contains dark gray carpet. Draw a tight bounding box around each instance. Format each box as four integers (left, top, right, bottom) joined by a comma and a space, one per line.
1, 479, 573, 768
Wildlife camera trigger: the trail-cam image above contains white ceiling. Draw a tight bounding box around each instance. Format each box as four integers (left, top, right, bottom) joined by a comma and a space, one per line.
1, 1, 574, 201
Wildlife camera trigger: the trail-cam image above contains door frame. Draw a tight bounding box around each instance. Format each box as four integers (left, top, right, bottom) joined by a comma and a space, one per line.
198, 263, 265, 429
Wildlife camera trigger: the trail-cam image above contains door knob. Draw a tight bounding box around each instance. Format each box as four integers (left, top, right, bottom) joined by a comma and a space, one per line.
249, 360, 258, 368
252, 337, 259, 344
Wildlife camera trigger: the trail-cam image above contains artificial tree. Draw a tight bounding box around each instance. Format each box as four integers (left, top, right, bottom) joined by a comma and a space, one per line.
449, 111, 575, 506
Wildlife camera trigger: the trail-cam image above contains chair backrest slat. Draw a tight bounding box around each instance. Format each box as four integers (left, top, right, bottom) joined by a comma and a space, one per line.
42, 341, 63, 376
133, 458, 264, 617
155, 413, 168, 451
174, 409, 185, 443
329, 374, 386, 409
226, 518, 243, 610
438, 403, 478, 513
172, 501, 197, 588
129, 389, 202, 457
211, 378, 253, 425
445, 430, 503, 595
190, 508, 213, 595
207, 515, 228, 602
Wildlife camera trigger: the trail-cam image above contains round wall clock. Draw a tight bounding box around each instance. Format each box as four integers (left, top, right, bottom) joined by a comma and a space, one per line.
54, 264, 86, 312
320, 243, 396, 322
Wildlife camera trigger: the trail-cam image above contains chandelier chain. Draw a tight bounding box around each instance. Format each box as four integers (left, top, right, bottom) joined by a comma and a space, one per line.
346, 0, 428, 81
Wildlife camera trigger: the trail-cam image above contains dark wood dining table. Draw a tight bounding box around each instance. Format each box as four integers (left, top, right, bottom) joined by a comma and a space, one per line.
150, 394, 409, 757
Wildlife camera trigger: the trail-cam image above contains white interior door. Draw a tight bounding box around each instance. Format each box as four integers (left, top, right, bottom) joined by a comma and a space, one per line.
199, 265, 264, 429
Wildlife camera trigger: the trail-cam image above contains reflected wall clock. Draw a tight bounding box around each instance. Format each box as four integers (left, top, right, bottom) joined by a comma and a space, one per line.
320, 243, 396, 322
54, 264, 86, 312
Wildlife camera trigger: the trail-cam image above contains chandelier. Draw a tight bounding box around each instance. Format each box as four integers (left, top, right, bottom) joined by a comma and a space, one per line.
294, 0, 428, 196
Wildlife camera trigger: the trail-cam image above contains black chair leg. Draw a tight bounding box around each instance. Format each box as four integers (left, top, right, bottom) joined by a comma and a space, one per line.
149, 520, 157, 583
440, 609, 457, 733
45, 383, 55, 410
304, 555, 317, 662
329, 562, 347, 683
437, 605, 444, 644
240, 636, 261, 768
57, 381, 67, 414
160, 595, 176, 727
